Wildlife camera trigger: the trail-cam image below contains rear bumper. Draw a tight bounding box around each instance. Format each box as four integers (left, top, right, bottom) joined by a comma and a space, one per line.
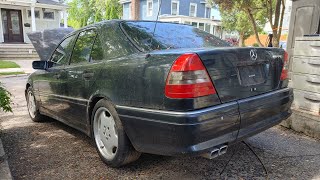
117, 88, 293, 156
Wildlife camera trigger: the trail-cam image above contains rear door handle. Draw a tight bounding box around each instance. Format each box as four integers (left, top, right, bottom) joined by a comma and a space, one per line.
82, 71, 94, 80
53, 73, 61, 79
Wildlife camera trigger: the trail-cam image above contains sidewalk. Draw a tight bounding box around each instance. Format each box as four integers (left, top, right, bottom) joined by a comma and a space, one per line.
0, 68, 23, 73
0, 60, 35, 75
12, 60, 35, 74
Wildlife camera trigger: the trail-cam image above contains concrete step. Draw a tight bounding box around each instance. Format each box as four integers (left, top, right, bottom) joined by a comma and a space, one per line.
0, 44, 34, 48
0, 54, 39, 58
0, 48, 37, 52
0, 51, 38, 55
0, 43, 39, 60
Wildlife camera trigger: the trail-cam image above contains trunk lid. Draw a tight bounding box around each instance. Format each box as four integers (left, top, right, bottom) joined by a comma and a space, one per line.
27, 28, 74, 60
197, 48, 285, 103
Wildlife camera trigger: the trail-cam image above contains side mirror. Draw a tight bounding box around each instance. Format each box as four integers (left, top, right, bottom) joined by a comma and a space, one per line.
32, 61, 47, 70
32, 61, 54, 70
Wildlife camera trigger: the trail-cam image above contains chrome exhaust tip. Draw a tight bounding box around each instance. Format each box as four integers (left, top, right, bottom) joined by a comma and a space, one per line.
201, 148, 219, 159
201, 145, 228, 160
219, 145, 228, 156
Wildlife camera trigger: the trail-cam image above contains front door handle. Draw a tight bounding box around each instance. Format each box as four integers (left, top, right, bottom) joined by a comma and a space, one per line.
82, 71, 94, 80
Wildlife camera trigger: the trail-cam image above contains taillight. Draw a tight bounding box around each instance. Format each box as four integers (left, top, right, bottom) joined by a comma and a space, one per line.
280, 51, 289, 80
165, 53, 216, 99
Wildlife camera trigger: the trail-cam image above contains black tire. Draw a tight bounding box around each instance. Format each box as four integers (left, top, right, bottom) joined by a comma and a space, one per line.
91, 99, 141, 167
26, 86, 43, 122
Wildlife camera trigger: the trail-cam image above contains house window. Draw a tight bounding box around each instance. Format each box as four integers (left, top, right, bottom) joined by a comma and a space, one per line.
199, 23, 204, 30
205, 24, 211, 33
147, 0, 153, 16
205, 7, 211, 18
191, 22, 197, 27
27, 10, 40, 19
171, 1, 179, 15
189, 3, 197, 17
43, 11, 54, 20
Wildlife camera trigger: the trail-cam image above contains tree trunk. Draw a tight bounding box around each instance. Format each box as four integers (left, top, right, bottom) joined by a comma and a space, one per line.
272, 31, 280, 47
274, 0, 286, 47
246, 8, 264, 47
239, 32, 245, 47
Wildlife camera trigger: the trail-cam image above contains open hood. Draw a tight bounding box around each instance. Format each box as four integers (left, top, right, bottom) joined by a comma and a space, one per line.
27, 28, 74, 60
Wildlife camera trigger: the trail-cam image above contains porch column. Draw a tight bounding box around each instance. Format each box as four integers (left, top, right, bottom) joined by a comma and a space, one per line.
63, 10, 68, 28
31, 6, 36, 31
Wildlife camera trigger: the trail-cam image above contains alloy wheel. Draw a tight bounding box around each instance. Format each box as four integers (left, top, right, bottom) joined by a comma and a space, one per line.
93, 107, 119, 160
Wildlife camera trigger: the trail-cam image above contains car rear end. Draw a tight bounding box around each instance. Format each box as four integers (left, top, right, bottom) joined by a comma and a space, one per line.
118, 21, 293, 158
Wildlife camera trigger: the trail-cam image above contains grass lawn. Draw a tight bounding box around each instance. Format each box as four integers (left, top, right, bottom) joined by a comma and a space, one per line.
0, 61, 20, 69
0, 72, 24, 76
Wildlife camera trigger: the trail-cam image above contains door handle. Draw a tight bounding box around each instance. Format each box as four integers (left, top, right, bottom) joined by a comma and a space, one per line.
53, 73, 61, 79
82, 71, 94, 80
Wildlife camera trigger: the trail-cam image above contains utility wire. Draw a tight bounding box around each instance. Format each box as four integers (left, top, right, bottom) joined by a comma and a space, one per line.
219, 141, 269, 180
242, 141, 269, 180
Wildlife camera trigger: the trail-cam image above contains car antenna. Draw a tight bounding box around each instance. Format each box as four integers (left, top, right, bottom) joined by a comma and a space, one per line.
150, 0, 162, 47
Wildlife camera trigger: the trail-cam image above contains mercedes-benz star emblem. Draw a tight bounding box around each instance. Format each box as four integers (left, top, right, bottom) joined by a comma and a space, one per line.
250, 49, 258, 61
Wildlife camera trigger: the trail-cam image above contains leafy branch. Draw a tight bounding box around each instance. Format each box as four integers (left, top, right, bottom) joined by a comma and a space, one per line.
0, 82, 12, 112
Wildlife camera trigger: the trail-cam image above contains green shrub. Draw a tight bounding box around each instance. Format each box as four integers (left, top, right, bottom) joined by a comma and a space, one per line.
252, 43, 260, 47
0, 83, 12, 112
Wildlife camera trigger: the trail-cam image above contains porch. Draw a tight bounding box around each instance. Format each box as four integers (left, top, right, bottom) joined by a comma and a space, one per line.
0, 43, 39, 60
0, 0, 68, 44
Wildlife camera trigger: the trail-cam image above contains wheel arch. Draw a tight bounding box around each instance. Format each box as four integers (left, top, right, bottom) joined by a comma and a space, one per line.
87, 94, 116, 136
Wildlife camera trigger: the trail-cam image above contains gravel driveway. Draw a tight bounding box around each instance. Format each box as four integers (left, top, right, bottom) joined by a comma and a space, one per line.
1, 75, 320, 180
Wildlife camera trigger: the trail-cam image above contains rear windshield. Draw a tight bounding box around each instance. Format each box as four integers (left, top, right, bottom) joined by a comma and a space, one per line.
121, 21, 230, 51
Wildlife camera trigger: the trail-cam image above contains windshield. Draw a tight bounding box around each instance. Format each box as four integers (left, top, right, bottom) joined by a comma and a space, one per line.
121, 21, 230, 51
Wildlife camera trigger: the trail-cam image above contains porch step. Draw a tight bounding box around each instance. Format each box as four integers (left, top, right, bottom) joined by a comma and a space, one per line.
0, 43, 39, 60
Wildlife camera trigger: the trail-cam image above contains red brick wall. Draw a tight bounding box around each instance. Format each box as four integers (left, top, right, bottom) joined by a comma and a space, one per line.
131, 0, 140, 20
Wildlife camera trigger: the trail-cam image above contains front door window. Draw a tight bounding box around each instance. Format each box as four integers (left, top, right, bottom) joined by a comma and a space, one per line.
1, 9, 24, 43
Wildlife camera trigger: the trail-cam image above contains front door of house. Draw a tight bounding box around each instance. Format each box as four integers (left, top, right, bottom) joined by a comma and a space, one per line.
1, 9, 24, 43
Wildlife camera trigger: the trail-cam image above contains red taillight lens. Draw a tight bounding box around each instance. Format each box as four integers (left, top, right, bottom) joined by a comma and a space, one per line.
165, 53, 216, 99
280, 51, 289, 80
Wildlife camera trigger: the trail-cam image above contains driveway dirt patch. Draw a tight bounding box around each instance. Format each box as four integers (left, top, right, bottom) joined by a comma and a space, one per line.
1, 76, 320, 179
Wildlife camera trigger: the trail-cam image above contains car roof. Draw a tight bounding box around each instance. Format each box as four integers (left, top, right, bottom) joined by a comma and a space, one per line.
65, 20, 190, 38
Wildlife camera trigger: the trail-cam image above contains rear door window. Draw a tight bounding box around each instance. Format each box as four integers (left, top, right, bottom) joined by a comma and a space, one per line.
121, 21, 230, 51
70, 29, 97, 64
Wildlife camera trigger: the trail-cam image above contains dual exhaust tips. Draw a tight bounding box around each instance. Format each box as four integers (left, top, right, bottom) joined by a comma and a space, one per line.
201, 145, 228, 160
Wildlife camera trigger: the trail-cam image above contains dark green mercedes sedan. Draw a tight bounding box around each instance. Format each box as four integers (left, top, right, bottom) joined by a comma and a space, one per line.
25, 20, 293, 167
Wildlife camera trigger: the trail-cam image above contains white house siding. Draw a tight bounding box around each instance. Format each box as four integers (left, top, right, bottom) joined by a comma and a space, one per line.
0, 3, 65, 43
22, 8, 61, 43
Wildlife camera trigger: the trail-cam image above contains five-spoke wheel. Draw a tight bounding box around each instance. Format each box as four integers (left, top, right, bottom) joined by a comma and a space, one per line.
91, 99, 141, 167
93, 107, 119, 160
26, 87, 43, 122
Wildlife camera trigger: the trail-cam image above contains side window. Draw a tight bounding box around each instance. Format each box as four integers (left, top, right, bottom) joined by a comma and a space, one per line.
70, 29, 97, 64
90, 35, 104, 61
50, 35, 76, 66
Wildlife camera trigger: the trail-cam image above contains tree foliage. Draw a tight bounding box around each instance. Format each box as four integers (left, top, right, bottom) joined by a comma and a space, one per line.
0, 83, 12, 112
68, 0, 122, 29
220, 7, 266, 47
210, 0, 285, 47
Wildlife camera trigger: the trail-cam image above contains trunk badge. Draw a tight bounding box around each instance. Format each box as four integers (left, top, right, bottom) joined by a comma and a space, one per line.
250, 49, 258, 60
